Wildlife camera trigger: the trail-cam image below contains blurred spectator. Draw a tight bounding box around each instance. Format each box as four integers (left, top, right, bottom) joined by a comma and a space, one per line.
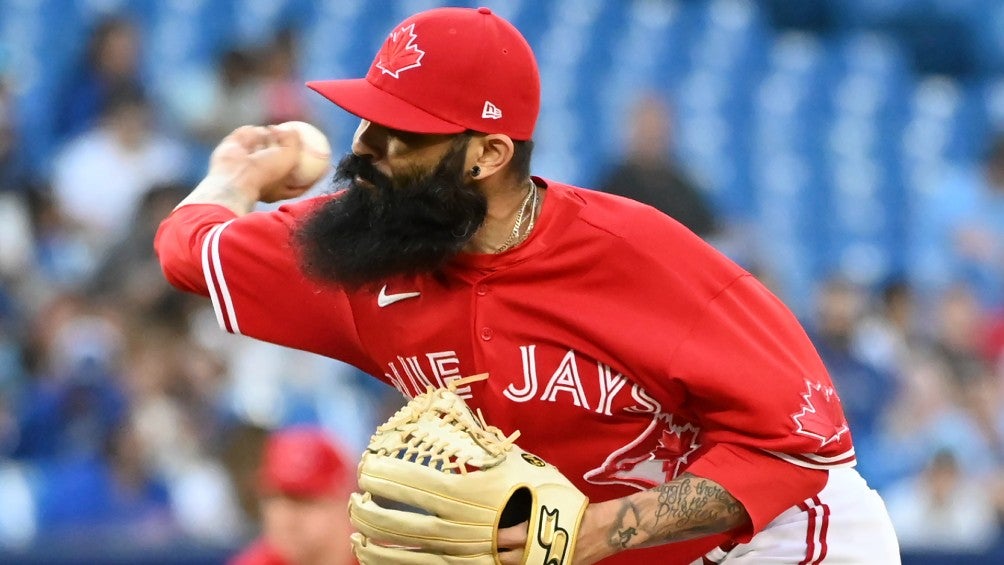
171, 48, 267, 147
809, 277, 899, 444
120, 322, 243, 546
209, 325, 390, 457
0, 461, 36, 548
0, 192, 34, 286
0, 69, 25, 191
876, 284, 1002, 487
915, 133, 1004, 309
807, 276, 902, 486
261, 29, 311, 125
598, 94, 717, 238
54, 16, 145, 143
986, 312, 1004, 369
51, 86, 186, 250
884, 449, 1000, 553
221, 423, 271, 524
23, 187, 98, 290
2, 288, 185, 544
229, 427, 355, 565
853, 278, 924, 375
13, 295, 127, 462
929, 283, 993, 393
927, 284, 1004, 463
86, 182, 192, 322
32, 419, 175, 546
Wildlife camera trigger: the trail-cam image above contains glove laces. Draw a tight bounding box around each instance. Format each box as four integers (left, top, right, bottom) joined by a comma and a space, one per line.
370, 373, 521, 475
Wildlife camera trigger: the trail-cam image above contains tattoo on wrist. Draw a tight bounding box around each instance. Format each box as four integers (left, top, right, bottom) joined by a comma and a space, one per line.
605, 474, 749, 552
609, 502, 641, 549
179, 176, 257, 216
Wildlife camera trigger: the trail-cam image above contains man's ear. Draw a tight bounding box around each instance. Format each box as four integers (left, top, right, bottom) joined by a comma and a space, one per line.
467, 134, 515, 179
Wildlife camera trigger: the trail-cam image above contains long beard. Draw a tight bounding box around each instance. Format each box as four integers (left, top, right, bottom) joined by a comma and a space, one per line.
293, 138, 487, 289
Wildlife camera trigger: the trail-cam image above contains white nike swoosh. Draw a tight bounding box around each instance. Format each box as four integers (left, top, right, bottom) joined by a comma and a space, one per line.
377, 285, 421, 307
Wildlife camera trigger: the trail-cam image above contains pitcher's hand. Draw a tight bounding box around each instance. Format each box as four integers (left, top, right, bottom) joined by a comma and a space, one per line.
208, 125, 306, 204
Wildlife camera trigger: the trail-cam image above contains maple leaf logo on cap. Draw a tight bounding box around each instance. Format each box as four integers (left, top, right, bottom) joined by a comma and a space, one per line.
375, 23, 425, 78
792, 380, 850, 447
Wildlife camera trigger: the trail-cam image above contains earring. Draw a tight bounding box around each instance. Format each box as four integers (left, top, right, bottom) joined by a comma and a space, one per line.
470, 165, 481, 177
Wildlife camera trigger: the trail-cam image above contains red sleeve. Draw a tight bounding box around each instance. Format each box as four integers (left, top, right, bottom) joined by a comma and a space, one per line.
155, 204, 239, 294
668, 275, 853, 537
155, 200, 376, 374
685, 444, 826, 541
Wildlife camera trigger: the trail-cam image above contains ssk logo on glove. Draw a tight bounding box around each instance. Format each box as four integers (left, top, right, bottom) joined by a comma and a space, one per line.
537, 506, 570, 565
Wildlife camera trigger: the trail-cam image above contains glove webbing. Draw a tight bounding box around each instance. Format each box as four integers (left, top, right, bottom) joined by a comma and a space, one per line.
369, 374, 522, 475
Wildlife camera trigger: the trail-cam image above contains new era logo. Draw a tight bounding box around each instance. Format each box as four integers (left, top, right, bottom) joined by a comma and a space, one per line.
482, 100, 502, 120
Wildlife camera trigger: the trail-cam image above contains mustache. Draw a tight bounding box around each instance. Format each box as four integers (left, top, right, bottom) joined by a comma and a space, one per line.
332, 153, 388, 188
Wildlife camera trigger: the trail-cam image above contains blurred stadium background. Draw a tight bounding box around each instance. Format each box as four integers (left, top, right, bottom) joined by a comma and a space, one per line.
0, 0, 1002, 563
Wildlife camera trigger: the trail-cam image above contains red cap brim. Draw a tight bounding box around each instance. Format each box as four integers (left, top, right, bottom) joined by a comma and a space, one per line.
306, 78, 467, 135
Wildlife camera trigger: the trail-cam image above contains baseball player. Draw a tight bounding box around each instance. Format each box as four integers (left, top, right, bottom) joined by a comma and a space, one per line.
230, 427, 356, 565
156, 7, 899, 564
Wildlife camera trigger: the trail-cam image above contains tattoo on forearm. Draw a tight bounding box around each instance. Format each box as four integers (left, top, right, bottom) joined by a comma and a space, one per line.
609, 502, 641, 549
606, 473, 749, 552
654, 478, 690, 524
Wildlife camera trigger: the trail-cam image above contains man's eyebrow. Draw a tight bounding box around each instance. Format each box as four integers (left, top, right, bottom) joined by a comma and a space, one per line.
385, 127, 426, 141
387, 127, 465, 146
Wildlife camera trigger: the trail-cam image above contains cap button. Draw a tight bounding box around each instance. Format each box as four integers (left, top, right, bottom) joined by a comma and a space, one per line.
477, 7, 492, 14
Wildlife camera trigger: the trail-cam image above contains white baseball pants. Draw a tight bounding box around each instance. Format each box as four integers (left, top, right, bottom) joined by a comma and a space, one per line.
694, 468, 900, 564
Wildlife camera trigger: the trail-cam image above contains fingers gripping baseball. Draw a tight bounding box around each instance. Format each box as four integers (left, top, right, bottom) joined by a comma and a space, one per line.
207, 125, 317, 204
349, 375, 589, 565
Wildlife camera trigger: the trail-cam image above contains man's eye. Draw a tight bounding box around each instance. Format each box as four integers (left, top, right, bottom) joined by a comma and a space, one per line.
388, 129, 421, 144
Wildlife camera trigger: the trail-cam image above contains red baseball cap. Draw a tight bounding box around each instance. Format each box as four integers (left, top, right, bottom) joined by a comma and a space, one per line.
258, 427, 353, 497
306, 7, 540, 140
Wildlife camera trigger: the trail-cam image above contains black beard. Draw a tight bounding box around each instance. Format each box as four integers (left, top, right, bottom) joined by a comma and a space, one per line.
293, 137, 487, 289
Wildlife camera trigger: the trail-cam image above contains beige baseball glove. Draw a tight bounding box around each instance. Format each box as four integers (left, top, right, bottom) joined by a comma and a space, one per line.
349, 374, 589, 564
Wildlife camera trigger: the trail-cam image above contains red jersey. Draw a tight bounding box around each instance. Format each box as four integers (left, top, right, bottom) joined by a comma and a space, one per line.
157, 178, 854, 564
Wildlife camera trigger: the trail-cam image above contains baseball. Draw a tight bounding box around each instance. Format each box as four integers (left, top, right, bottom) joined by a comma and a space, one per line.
277, 120, 332, 188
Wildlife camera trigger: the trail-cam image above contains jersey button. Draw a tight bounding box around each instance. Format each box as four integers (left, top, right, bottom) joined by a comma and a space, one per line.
476, 284, 489, 296
480, 327, 493, 341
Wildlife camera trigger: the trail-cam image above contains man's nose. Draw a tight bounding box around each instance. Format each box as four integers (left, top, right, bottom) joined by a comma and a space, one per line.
351, 120, 385, 161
